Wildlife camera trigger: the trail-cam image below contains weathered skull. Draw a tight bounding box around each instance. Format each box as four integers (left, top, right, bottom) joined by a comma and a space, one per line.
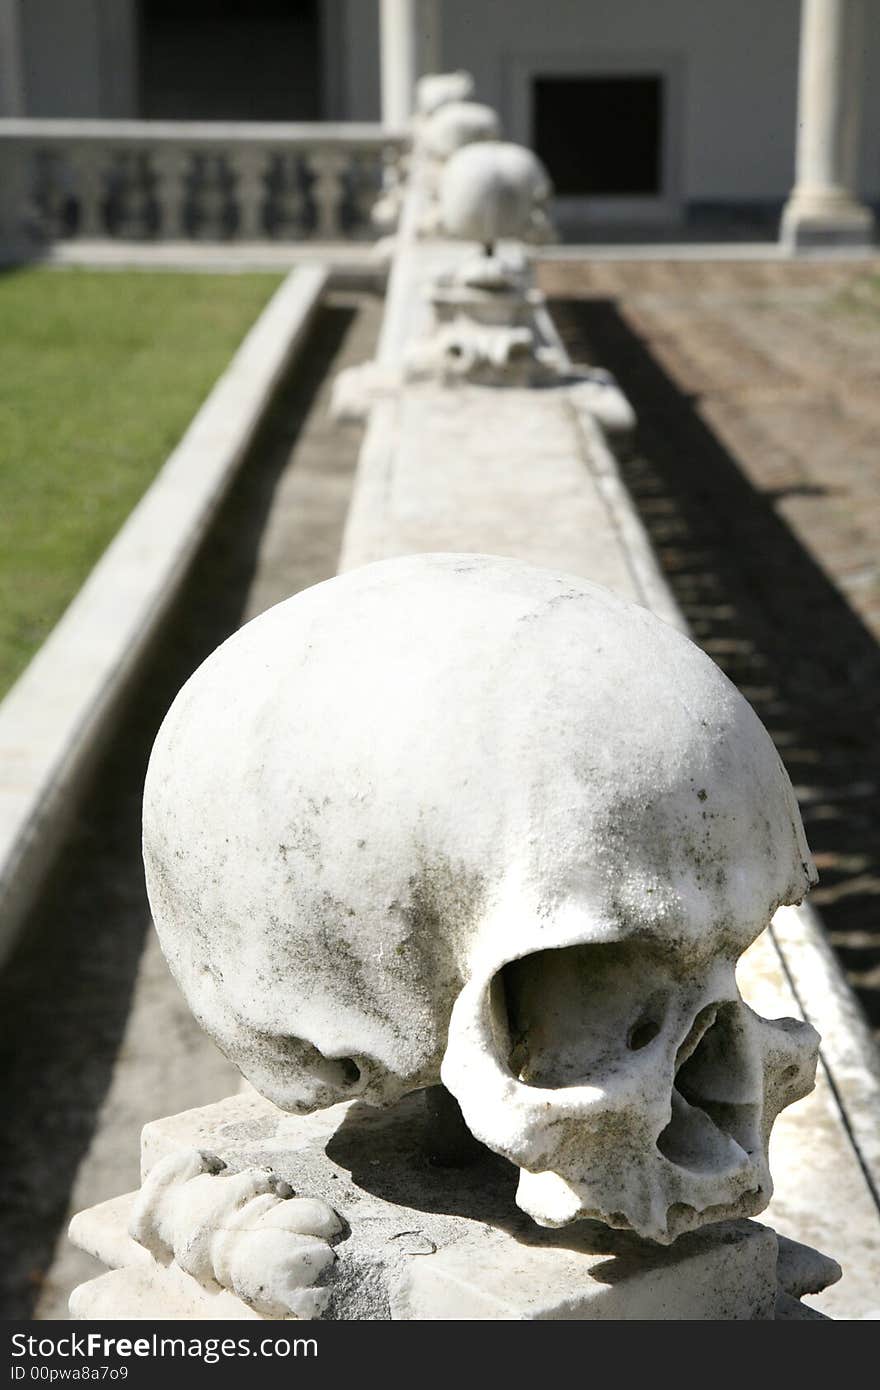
143, 553, 819, 1244
440, 142, 555, 245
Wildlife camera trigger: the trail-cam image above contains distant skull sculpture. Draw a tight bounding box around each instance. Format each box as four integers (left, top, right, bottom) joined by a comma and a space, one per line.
144, 553, 819, 1245
415, 103, 503, 239
416, 70, 475, 118
440, 141, 555, 247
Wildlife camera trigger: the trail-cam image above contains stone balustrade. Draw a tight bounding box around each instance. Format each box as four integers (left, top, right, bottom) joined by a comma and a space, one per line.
0, 119, 408, 254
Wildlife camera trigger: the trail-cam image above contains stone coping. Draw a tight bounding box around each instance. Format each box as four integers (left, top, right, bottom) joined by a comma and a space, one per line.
0, 118, 406, 146
23, 241, 880, 275
0, 264, 328, 967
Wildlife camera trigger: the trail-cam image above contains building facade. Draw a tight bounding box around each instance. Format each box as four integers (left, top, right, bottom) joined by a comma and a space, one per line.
0, 0, 876, 241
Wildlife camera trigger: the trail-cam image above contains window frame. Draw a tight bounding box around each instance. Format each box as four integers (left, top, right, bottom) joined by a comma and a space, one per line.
504, 47, 686, 228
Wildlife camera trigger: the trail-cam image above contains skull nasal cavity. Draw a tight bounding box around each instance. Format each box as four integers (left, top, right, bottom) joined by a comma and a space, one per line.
657, 1004, 757, 1172
498, 942, 669, 1089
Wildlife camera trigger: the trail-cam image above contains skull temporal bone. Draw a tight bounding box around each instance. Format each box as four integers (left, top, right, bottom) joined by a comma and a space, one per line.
142, 553, 818, 1244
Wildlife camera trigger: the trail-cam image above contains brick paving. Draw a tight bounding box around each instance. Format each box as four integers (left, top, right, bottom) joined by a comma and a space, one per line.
540, 258, 880, 1042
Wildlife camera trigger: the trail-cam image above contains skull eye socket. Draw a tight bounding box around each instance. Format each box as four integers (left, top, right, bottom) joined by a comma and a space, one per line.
497, 942, 671, 1089
627, 1015, 662, 1051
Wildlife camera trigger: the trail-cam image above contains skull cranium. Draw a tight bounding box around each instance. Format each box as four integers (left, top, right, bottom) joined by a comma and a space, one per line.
143, 553, 818, 1244
415, 70, 476, 119
440, 141, 555, 245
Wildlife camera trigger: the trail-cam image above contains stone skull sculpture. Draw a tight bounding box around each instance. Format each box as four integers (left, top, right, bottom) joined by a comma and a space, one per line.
143, 553, 819, 1245
440, 141, 555, 246
415, 70, 475, 118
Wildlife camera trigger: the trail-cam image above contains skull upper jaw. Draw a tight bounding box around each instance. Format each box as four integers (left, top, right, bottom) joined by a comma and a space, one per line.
442, 940, 820, 1245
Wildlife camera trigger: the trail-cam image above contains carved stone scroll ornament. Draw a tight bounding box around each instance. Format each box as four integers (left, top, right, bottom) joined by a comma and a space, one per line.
128, 1148, 341, 1318
331, 241, 634, 423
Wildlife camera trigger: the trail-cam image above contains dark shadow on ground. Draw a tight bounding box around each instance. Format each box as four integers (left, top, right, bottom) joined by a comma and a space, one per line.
551, 296, 880, 1043
325, 1089, 744, 1288
0, 301, 364, 1318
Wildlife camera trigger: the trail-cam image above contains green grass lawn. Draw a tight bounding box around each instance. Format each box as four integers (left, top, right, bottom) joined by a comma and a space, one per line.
0, 267, 282, 697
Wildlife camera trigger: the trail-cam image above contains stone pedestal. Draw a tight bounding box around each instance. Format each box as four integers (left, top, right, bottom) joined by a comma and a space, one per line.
781, 0, 875, 250
782, 187, 874, 250
68, 1089, 839, 1320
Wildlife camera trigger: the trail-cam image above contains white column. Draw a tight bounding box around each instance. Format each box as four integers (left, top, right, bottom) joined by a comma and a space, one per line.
380, 0, 418, 127
781, 0, 874, 249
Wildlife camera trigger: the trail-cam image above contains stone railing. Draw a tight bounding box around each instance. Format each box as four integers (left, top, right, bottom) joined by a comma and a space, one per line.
0, 120, 408, 253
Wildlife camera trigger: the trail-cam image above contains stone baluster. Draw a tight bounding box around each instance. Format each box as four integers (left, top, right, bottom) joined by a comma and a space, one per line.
69, 143, 106, 238
382, 140, 407, 191
194, 153, 230, 240
112, 150, 153, 239
308, 149, 347, 239
351, 150, 382, 236
153, 146, 190, 240
0, 141, 32, 257
270, 153, 307, 239
370, 140, 408, 234
33, 148, 70, 240
234, 146, 266, 240
0, 127, 406, 251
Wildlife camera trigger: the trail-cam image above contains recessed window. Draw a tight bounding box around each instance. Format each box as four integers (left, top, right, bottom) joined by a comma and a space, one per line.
533, 75, 664, 197
140, 0, 320, 120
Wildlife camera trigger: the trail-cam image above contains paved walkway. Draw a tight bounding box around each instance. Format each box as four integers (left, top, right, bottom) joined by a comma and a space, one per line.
0, 291, 380, 1319
540, 258, 880, 1045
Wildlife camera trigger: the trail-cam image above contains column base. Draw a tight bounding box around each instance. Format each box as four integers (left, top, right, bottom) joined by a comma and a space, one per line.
780, 193, 875, 250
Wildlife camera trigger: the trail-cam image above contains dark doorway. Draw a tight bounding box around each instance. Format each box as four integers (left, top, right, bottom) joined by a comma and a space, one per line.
533, 75, 663, 196
139, 0, 322, 120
